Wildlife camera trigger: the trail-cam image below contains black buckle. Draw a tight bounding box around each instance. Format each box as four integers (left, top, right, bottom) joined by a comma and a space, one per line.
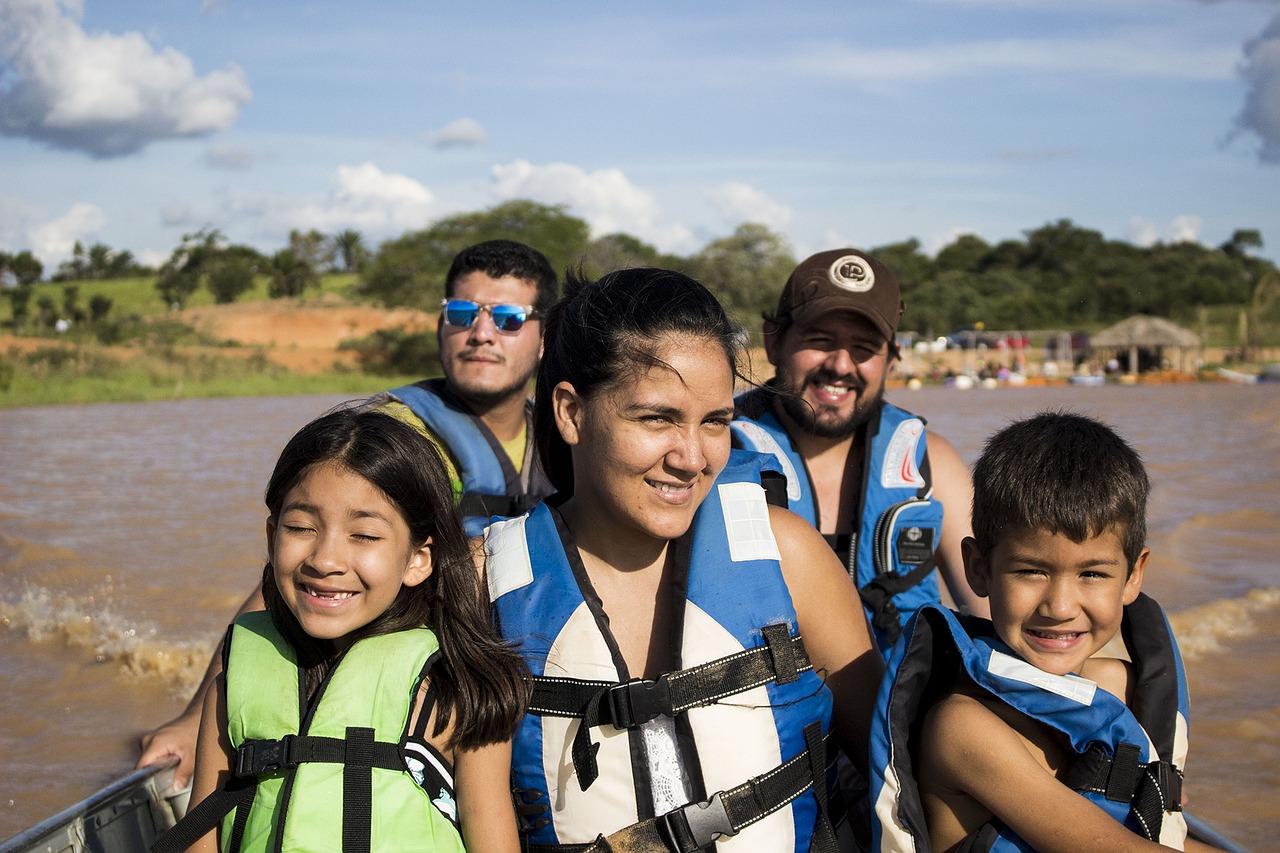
1152, 761, 1183, 812
235, 736, 295, 777
658, 793, 736, 852
603, 677, 671, 729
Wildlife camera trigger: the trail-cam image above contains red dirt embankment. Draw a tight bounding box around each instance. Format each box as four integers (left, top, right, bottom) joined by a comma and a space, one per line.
1, 299, 433, 376
179, 298, 433, 374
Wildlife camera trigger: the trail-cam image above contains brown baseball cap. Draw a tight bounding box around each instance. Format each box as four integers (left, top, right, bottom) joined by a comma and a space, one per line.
773, 248, 903, 341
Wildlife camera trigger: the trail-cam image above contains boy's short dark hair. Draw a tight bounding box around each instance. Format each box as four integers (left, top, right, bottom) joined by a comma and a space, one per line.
444, 239, 559, 315
971, 411, 1149, 568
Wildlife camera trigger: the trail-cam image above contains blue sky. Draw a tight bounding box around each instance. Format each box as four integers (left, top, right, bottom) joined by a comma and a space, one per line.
2, 0, 1279, 272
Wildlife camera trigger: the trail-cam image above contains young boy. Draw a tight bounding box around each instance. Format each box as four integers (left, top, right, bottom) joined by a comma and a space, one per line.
868, 412, 1197, 853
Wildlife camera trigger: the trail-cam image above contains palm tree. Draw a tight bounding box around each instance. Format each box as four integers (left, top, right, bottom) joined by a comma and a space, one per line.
333, 229, 366, 272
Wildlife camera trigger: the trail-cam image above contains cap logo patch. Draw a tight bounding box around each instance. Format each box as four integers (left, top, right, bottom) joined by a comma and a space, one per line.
828, 255, 875, 293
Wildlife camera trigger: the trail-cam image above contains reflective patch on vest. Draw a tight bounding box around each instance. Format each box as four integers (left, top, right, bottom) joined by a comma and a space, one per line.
719, 482, 782, 563
880, 418, 927, 489
486, 515, 534, 600
732, 420, 802, 503
986, 649, 1098, 706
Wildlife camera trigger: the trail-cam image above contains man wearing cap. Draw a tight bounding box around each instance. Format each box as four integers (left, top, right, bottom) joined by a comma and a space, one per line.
135, 239, 558, 787
732, 248, 985, 657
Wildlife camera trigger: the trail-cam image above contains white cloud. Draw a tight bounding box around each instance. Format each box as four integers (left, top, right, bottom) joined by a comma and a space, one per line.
425, 117, 486, 149
489, 159, 696, 251
1128, 216, 1160, 247
1128, 215, 1202, 246
1235, 11, 1280, 163
135, 248, 169, 268
28, 202, 107, 266
705, 182, 793, 231
925, 227, 982, 256
0, 0, 251, 157
1168, 215, 1202, 244
271, 162, 436, 238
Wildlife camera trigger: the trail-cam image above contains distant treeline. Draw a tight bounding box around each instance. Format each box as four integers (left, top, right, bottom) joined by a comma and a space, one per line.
4, 199, 1277, 343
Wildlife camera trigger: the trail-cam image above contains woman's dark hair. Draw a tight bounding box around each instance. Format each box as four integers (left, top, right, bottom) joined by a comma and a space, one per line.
261, 406, 528, 750
534, 267, 746, 496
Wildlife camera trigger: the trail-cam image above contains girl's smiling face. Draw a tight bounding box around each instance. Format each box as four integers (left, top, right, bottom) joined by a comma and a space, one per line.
268, 462, 433, 647
964, 525, 1146, 676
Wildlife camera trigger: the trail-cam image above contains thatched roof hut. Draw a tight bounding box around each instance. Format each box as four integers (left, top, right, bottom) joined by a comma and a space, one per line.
1091, 315, 1201, 373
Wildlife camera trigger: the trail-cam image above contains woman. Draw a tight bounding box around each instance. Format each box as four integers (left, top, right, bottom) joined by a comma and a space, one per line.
484, 268, 883, 851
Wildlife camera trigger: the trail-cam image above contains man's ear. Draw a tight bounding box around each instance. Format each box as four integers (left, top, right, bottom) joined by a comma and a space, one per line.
1122, 547, 1148, 605
403, 538, 434, 588
961, 536, 991, 598
552, 381, 584, 446
761, 319, 783, 367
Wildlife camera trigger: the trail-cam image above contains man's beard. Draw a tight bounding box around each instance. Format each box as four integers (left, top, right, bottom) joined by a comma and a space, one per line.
773, 367, 886, 439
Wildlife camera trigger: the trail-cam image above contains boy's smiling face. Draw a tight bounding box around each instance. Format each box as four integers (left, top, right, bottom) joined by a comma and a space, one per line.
963, 525, 1147, 677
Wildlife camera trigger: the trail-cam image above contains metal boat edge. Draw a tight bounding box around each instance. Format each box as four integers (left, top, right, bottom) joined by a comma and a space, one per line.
0, 760, 188, 853
0, 759, 1249, 852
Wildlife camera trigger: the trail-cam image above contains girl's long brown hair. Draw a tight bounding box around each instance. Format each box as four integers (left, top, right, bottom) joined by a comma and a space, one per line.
261, 406, 528, 750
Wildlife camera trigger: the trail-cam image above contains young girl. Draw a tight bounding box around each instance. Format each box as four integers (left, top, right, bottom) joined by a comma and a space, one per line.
157, 408, 528, 853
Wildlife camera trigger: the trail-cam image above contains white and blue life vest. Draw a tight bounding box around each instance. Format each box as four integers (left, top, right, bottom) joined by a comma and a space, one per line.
388, 379, 552, 536
868, 598, 1190, 852
732, 395, 945, 654
486, 450, 837, 852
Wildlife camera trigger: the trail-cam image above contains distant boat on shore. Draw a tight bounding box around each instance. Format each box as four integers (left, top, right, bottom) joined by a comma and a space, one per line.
1216, 367, 1261, 385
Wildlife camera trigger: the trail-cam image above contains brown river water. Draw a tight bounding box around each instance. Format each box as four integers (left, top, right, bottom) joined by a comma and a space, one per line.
1, 384, 1278, 848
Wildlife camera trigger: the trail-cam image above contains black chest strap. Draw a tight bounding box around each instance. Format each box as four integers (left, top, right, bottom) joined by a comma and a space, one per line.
150, 728, 405, 853
525, 723, 837, 853
1061, 741, 1183, 841
529, 624, 811, 789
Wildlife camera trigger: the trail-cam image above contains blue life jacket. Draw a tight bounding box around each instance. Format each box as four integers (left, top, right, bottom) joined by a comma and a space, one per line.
388, 379, 552, 536
486, 450, 837, 852
732, 395, 945, 653
868, 598, 1190, 852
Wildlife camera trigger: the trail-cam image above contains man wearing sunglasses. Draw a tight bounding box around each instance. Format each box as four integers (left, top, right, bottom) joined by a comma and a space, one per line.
377, 239, 557, 535
136, 240, 558, 787
731, 248, 986, 655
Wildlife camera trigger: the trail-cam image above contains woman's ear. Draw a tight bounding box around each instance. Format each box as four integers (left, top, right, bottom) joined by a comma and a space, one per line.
552, 381, 584, 446
961, 536, 991, 598
402, 538, 434, 588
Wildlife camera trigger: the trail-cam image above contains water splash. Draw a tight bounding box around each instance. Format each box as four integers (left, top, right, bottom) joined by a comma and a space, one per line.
1168, 587, 1280, 661
0, 584, 210, 694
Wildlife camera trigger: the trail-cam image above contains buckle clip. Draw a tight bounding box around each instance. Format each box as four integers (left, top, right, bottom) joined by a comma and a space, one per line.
604, 676, 670, 729
235, 736, 295, 777
658, 793, 736, 852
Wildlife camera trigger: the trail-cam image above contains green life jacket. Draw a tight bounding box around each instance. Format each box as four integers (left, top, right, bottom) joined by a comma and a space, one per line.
154, 611, 466, 853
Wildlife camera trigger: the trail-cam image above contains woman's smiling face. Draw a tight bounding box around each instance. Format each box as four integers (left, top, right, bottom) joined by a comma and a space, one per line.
555, 334, 735, 546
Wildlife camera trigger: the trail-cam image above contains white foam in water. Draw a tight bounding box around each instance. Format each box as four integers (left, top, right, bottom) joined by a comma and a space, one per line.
1168, 587, 1280, 661
0, 583, 209, 693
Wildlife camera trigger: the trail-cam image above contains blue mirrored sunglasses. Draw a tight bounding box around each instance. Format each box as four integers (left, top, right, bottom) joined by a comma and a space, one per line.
440, 299, 539, 334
